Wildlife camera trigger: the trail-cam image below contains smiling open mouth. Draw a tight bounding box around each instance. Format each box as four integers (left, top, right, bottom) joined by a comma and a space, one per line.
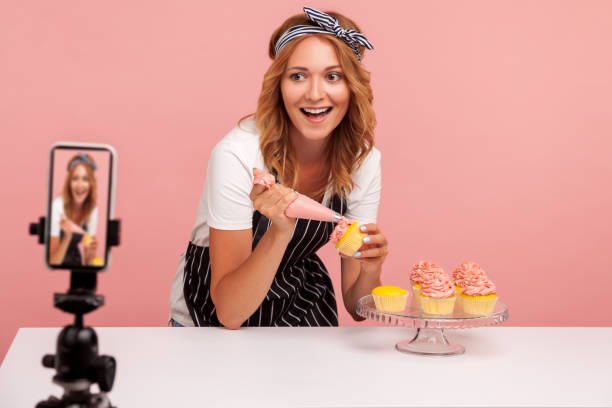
300, 107, 332, 118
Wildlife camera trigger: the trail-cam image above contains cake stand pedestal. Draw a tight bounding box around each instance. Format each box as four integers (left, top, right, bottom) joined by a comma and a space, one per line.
356, 295, 509, 356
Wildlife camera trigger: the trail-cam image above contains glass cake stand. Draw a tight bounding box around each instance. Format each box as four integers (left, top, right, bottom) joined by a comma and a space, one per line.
356, 295, 509, 356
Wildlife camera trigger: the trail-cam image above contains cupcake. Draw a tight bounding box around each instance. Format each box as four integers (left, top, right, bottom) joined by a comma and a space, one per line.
419, 272, 457, 315
372, 286, 408, 313
329, 220, 366, 257
91, 257, 104, 266
452, 261, 487, 304
461, 278, 497, 315
82, 233, 92, 247
410, 261, 443, 297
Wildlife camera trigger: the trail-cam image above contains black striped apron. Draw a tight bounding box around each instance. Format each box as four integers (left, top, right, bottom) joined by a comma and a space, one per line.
183, 194, 346, 327
59, 225, 87, 267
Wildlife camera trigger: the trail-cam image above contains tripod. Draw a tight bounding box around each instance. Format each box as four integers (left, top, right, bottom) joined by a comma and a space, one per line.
30, 215, 121, 408
36, 271, 116, 408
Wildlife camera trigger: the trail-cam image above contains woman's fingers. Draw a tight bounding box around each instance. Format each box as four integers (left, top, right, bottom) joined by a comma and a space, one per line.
253, 185, 282, 210
355, 245, 388, 259
273, 189, 298, 213
339, 223, 388, 262
360, 233, 387, 247
358, 223, 374, 233
249, 184, 267, 201
252, 184, 297, 219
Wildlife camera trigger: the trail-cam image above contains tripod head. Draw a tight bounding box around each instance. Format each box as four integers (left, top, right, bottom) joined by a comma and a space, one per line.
50, 274, 115, 382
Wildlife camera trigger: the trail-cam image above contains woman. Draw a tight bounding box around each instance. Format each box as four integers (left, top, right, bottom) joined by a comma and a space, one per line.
49, 153, 99, 267
169, 7, 388, 328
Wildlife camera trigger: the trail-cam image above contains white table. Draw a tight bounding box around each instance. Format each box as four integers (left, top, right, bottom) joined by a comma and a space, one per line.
1, 327, 611, 407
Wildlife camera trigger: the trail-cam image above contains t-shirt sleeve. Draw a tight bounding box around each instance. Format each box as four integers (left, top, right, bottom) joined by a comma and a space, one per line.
344, 149, 382, 225
205, 141, 254, 230
50, 197, 62, 237
87, 207, 98, 235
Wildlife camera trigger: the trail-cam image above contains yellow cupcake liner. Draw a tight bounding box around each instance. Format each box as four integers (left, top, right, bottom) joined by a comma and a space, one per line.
335, 223, 366, 256
83, 233, 92, 247
419, 294, 456, 315
373, 294, 408, 313
461, 293, 497, 315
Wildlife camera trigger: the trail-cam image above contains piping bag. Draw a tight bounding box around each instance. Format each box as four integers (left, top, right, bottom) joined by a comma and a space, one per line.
253, 169, 344, 223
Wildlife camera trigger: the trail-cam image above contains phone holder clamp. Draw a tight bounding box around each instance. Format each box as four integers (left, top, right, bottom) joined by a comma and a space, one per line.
29, 217, 121, 248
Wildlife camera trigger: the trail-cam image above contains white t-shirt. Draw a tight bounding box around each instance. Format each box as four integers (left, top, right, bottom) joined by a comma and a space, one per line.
169, 119, 382, 325
50, 196, 98, 236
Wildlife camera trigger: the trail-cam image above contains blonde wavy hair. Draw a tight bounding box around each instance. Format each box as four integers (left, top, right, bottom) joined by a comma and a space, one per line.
245, 10, 376, 200
62, 154, 97, 225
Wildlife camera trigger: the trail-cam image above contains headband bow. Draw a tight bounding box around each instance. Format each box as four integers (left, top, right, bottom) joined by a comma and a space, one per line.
68, 153, 97, 171
274, 7, 373, 61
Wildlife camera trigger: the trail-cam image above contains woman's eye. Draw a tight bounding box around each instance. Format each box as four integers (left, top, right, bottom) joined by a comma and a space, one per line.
290, 73, 305, 81
327, 73, 342, 81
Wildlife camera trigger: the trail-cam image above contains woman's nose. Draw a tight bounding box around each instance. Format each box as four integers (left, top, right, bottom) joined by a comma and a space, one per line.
305, 78, 324, 101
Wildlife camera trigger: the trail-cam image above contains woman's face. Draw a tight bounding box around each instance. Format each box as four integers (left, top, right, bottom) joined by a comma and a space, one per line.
280, 36, 350, 142
70, 164, 91, 206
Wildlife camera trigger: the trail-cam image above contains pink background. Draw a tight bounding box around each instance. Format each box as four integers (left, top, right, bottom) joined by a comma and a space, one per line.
51, 148, 110, 264
1, 1, 611, 362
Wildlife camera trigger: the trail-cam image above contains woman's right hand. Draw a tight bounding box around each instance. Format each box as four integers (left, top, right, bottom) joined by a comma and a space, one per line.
249, 182, 298, 237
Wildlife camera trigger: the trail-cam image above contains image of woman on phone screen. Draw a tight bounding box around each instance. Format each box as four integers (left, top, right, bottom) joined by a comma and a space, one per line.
49, 153, 99, 267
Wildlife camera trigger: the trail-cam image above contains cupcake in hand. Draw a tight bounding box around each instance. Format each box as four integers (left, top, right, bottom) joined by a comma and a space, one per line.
461, 278, 497, 315
419, 272, 457, 315
410, 261, 443, 297
329, 219, 366, 257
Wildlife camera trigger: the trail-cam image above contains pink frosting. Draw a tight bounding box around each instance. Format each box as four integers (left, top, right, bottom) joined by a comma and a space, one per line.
252, 170, 276, 188
410, 261, 443, 284
329, 219, 351, 245
419, 270, 446, 288
463, 278, 497, 296
453, 261, 487, 288
420, 272, 455, 299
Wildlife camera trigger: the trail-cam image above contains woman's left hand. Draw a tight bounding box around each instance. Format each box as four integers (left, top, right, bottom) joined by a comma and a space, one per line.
342, 223, 388, 269
339, 223, 388, 320
85, 236, 98, 264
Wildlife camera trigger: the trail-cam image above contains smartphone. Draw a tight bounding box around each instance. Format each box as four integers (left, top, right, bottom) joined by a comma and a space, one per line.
45, 142, 117, 271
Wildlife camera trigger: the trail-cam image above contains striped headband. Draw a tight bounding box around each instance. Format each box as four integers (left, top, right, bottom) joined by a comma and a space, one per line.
274, 7, 374, 62
68, 153, 97, 171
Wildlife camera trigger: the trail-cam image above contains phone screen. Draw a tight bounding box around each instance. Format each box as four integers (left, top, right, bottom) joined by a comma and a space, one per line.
46, 144, 115, 271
